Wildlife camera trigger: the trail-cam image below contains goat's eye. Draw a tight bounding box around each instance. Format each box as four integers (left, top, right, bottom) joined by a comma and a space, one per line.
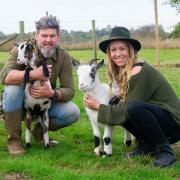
89, 72, 95, 79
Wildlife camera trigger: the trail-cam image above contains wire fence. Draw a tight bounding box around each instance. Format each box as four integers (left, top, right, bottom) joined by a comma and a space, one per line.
0, 19, 178, 35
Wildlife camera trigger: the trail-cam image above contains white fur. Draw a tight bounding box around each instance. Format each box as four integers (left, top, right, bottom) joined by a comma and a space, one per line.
73, 60, 133, 156
17, 41, 51, 148
76, 63, 113, 156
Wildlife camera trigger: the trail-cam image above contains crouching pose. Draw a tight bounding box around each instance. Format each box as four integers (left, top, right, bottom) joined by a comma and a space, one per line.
83, 27, 180, 167
0, 15, 80, 155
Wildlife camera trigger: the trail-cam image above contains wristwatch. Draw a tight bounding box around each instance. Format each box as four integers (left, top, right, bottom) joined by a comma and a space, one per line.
50, 89, 59, 101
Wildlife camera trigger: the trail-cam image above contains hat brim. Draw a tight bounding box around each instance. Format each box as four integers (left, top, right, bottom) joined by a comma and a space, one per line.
99, 37, 141, 54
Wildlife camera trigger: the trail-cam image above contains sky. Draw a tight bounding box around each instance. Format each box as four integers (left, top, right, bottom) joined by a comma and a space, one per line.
0, 0, 179, 34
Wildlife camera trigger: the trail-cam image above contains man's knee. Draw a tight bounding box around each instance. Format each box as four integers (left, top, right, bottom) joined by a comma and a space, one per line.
68, 103, 80, 123
49, 104, 80, 131
3, 85, 24, 112
49, 102, 80, 129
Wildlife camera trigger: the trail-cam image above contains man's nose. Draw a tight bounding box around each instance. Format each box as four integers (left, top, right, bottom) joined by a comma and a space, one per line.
46, 36, 51, 42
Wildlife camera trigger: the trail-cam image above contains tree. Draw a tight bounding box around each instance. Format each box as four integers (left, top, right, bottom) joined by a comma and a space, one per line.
169, 22, 180, 38
130, 25, 168, 39
165, 0, 180, 13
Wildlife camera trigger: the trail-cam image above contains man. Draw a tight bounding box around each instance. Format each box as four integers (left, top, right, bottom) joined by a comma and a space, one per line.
0, 15, 80, 155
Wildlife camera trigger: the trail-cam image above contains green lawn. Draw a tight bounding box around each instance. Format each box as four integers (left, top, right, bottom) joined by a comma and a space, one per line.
68, 48, 180, 65
0, 49, 179, 179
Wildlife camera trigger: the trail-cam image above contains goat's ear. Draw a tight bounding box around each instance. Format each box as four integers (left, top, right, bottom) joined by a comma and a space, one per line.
96, 59, 104, 70
71, 58, 80, 70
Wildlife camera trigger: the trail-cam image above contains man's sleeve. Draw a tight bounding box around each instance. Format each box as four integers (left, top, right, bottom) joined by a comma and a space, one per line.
0, 47, 20, 84
58, 53, 74, 102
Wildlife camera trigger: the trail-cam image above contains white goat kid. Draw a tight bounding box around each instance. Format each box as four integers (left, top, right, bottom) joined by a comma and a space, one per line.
16, 40, 52, 148
73, 59, 133, 156
73, 59, 113, 156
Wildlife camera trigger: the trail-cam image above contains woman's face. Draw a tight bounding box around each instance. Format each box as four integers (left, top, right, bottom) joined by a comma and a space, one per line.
109, 40, 130, 67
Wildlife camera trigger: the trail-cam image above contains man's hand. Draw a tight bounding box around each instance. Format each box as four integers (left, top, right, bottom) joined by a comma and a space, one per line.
30, 65, 52, 81
29, 81, 54, 98
83, 93, 100, 110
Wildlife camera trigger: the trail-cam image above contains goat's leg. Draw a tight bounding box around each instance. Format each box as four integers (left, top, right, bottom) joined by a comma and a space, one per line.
124, 129, 133, 146
90, 121, 103, 156
103, 125, 113, 156
43, 111, 49, 148
25, 110, 32, 147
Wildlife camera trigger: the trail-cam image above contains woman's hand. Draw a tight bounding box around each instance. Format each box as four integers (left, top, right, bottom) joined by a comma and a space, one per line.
29, 81, 54, 98
83, 93, 100, 110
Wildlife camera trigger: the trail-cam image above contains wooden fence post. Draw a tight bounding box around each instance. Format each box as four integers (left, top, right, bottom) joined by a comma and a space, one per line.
92, 20, 97, 60
19, 21, 25, 41
154, 0, 160, 70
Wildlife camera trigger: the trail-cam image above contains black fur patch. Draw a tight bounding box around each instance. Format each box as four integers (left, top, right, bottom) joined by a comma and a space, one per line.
28, 105, 45, 117
43, 101, 49, 105
20, 44, 24, 49
94, 136, 100, 147
24, 66, 33, 85
34, 104, 41, 112
104, 137, 111, 145
89, 67, 96, 83
37, 58, 49, 77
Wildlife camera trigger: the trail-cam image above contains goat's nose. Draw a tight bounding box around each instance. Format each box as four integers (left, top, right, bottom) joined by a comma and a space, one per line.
79, 83, 84, 88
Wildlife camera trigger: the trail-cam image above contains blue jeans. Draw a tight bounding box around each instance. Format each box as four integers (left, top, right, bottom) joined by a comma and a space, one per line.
3, 85, 80, 128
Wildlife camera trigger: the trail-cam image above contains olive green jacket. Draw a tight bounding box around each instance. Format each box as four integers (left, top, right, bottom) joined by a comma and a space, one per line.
98, 62, 180, 127
0, 44, 74, 102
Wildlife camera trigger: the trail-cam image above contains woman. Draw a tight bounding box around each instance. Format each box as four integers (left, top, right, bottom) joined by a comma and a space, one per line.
84, 27, 180, 167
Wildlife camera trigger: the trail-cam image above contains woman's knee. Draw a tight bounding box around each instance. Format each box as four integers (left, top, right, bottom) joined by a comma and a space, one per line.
3, 85, 24, 112
127, 101, 143, 114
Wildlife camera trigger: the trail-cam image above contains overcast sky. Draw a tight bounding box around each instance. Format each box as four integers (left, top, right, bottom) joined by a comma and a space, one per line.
0, 0, 179, 34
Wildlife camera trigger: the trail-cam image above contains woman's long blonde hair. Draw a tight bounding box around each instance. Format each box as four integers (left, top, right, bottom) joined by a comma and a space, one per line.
107, 41, 138, 102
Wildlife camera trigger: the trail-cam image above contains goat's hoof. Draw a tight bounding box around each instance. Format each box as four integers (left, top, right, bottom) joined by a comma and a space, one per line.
26, 143, 31, 148
94, 152, 100, 156
125, 140, 132, 147
94, 150, 103, 156
45, 144, 50, 149
102, 152, 112, 158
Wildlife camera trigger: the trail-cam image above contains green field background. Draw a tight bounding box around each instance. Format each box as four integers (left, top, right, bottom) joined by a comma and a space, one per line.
0, 49, 179, 179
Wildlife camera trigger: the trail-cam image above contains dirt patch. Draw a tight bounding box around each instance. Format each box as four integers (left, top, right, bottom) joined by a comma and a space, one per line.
3, 172, 29, 180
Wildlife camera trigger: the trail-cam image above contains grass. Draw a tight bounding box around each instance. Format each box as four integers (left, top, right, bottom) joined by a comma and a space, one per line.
0, 49, 179, 179
68, 48, 180, 65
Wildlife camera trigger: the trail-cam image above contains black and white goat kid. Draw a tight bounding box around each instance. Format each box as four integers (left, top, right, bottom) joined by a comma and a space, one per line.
16, 40, 52, 148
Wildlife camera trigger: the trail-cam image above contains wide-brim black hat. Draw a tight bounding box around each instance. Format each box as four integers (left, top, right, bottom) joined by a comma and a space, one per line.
99, 27, 141, 54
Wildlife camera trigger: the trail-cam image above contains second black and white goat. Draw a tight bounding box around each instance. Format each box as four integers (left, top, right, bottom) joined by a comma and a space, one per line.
16, 40, 52, 148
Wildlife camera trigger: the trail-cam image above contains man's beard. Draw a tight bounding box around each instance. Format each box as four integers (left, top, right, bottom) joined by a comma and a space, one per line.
39, 47, 55, 58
